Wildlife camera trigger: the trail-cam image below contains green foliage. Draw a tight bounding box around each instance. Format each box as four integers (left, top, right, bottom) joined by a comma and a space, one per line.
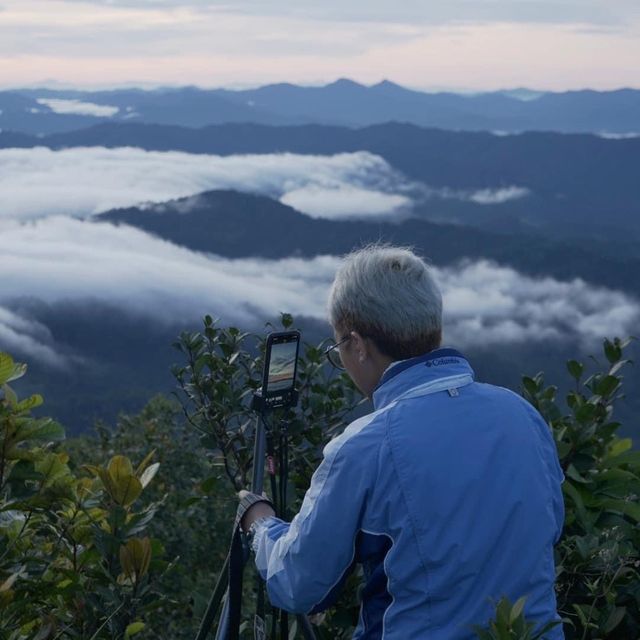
67, 395, 235, 639
3, 325, 637, 640
175, 321, 639, 639
473, 597, 560, 640
521, 337, 639, 639
0, 353, 165, 639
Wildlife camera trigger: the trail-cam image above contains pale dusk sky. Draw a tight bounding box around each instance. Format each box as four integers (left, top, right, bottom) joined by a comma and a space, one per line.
0, 0, 638, 91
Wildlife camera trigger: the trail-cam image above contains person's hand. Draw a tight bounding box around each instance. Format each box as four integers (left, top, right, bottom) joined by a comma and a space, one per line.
238, 490, 276, 532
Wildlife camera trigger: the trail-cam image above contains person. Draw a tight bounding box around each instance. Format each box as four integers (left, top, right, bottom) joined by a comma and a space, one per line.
239, 245, 565, 639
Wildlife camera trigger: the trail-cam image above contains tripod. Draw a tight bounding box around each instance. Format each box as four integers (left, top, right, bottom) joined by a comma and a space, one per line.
195, 393, 317, 640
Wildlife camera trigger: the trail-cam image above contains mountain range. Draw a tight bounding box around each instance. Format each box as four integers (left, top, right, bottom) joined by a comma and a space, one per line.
2, 80, 640, 135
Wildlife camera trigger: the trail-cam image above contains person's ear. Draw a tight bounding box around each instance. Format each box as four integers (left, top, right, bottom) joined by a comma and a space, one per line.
350, 331, 368, 363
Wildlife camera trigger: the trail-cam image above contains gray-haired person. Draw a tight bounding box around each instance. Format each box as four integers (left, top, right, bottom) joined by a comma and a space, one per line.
240, 245, 565, 639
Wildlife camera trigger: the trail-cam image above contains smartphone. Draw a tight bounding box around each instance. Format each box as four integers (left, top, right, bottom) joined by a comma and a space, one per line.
255, 330, 301, 411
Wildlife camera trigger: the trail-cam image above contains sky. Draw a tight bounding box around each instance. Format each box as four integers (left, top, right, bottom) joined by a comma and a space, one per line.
0, 0, 639, 90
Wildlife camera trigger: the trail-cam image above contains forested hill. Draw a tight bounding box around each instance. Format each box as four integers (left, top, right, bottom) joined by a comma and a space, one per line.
99, 189, 640, 298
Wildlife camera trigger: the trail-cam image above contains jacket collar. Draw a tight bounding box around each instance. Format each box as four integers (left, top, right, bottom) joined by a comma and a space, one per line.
372, 347, 475, 410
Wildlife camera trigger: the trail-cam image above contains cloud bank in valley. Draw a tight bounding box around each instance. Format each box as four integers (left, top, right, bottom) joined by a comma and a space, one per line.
0, 306, 64, 368
1, 217, 638, 367
0, 147, 413, 222
36, 98, 120, 117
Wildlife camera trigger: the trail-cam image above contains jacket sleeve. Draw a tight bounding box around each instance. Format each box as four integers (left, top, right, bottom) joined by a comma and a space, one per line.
250, 427, 377, 614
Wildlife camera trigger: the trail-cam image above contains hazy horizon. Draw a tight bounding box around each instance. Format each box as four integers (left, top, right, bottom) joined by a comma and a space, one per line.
2, 78, 639, 94
1, 1, 639, 91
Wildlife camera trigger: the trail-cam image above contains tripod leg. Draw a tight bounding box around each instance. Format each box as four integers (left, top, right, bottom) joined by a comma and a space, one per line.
195, 554, 229, 640
214, 599, 230, 640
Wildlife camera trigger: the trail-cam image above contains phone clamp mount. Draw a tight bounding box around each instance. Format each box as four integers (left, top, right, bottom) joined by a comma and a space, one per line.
194, 386, 316, 640
251, 388, 299, 414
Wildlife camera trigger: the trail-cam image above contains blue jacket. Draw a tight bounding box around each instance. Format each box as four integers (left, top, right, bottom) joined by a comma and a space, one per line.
251, 348, 565, 639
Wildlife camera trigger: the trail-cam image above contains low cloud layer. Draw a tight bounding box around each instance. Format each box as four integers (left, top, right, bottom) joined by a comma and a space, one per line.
426, 184, 531, 205
468, 186, 530, 205
0, 147, 413, 222
36, 98, 120, 117
0, 306, 64, 368
280, 185, 411, 219
1, 217, 637, 368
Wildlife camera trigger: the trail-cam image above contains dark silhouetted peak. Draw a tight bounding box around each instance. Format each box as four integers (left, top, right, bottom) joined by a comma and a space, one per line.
326, 78, 365, 90
371, 79, 405, 93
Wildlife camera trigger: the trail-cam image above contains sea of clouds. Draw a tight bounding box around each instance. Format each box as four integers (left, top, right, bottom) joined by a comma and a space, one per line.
0, 147, 414, 221
0, 146, 529, 223
0, 144, 637, 370
1, 216, 638, 368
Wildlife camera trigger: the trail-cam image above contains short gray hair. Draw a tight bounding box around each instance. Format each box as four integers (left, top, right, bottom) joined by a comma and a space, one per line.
328, 244, 443, 360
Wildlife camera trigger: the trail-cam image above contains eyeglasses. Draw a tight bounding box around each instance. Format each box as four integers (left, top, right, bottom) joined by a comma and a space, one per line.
323, 335, 351, 370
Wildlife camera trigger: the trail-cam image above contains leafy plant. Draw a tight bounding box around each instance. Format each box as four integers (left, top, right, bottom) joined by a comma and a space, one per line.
473, 597, 560, 640
522, 337, 639, 639
0, 352, 165, 639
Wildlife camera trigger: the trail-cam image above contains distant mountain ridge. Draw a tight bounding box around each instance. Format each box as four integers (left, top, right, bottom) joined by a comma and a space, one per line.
2, 80, 640, 135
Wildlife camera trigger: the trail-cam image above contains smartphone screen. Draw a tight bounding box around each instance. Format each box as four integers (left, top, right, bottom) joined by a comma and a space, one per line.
263, 331, 300, 397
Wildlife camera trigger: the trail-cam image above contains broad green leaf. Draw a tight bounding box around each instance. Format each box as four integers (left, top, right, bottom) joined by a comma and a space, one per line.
566, 465, 590, 484
34, 452, 69, 486
595, 375, 621, 397
566, 360, 583, 380
108, 455, 134, 482
563, 482, 590, 529
112, 474, 143, 507
607, 438, 632, 458
600, 498, 640, 522
604, 607, 626, 634
15, 419, 65, 443
604, 339, 622, 364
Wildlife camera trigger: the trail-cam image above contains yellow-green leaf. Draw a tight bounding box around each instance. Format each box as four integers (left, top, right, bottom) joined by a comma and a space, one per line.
16, 394, 43, 413
112, 474, 142, 506
120, 537, 152, 582
0, 353, 15, 385
125, 622, 145, 638
608, 438, 632, 458
108, 456, 134, 482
